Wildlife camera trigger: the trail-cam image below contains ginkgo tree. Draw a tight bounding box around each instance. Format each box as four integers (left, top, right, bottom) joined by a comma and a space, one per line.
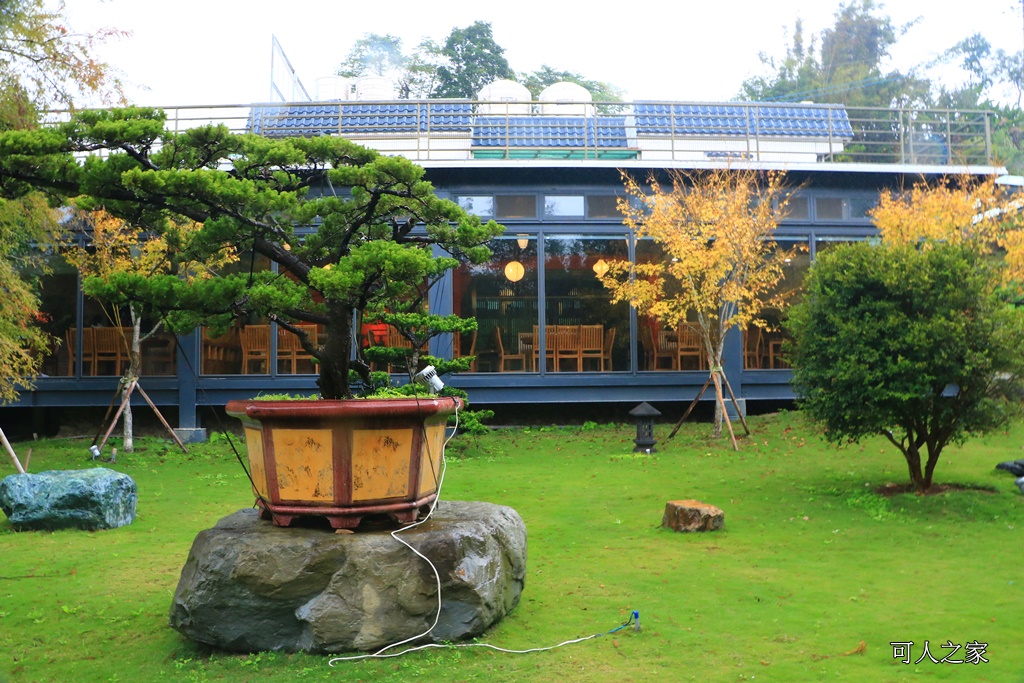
63, 208, 235, 452
870, 174, 1024, 285
600, 167, 797, 446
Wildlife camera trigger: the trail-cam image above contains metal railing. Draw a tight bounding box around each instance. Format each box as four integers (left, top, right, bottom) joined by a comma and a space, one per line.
44, 100, 999, 168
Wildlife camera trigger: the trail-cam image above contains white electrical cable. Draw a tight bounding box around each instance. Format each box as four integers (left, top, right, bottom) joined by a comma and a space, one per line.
327, 394, 635, 667
329, 394, 457, 664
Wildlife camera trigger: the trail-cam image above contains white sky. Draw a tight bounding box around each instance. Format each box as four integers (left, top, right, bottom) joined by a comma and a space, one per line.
65, 0, 1024, 106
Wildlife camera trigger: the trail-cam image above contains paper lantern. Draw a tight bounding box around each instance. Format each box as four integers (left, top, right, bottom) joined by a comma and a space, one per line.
504, 260, 525, 282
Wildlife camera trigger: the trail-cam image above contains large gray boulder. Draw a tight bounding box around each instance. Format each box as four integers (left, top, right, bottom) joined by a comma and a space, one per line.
0, 467, 137, 531
169, 501, 527, 653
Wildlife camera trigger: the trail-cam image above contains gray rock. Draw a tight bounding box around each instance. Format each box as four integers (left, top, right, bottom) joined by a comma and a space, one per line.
0, 468, 137, 531
169, 500, 527, 653
996, 460, 1024, 477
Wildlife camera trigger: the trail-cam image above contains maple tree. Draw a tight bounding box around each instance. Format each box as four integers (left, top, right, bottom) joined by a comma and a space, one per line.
63, 208, 234, 450
601, 168, 797, 444
0, 192, 56, 403
0, 0, 125, 127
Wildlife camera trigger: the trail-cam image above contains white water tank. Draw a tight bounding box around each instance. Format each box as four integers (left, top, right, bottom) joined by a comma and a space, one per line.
355, 76, 397, 101
315, 76, 352, 101
538, 81, 594, 116
477, 79, 532, 115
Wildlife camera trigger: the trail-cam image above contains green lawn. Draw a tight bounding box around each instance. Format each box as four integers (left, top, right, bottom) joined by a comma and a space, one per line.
1, 411, 1022, 682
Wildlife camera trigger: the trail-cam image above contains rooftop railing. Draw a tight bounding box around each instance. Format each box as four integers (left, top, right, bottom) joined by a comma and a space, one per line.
47, 100, 999, 168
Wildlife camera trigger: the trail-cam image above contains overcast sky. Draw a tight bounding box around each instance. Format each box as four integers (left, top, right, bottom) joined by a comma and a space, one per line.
65, 0, 1024, 106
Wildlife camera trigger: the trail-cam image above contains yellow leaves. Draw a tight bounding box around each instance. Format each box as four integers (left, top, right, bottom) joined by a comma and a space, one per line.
65, 208, 236, 282
605, 167, 794, 357
870, 174, 1024, 287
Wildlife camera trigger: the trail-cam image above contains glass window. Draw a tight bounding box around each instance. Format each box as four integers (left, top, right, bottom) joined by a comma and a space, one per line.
849, 196, 877, 219
201, 251, 272, 375
586, 195, 621, 218
634, 240, 697, 372
543, 195, 585, 217
754, 238, 810, 370
456, 196, 494, 217
495, 195, 537, 219
451, 237, 538, 373
543, 236, 630, 373
814, 239, 860, 258
33, 254, 78, 377
815, 197, 848, 220
784, 195, 809, 220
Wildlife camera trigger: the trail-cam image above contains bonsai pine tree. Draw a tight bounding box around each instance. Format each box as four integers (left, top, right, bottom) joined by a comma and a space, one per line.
0, 107, 503, 398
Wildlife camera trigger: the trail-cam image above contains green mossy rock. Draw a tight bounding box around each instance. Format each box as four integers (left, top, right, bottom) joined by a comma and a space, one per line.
0, 468, 137, 531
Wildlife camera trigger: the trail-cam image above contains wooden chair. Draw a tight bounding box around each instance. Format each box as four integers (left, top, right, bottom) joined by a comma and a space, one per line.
744, 326, 766, 370
65, 327, 96, 376
517, 332, 536, 371
532, 325, 555, 372
386, 325, 414, 373
601, 327, 616, 371
278, 324, 317, 374
203, 327, 241, 374
642, 325, 677, 370
141, 332, 176, 375
578, 325, 604, 371
552, 325, 581, 372
767, 333, 789, 369
92, 327, 129, 376
676, 324, 704, 370
240, 324, 271, 374
655, 329, 678, 370
495, 327, 527, 371
456, 330, 478, 372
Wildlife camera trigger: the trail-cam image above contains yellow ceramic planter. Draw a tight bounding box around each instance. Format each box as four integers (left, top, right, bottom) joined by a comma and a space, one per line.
225, 396, 461, 529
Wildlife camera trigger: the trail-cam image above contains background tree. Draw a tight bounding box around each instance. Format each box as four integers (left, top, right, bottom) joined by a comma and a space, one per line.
519, 66, 624, 102
0, 192, 55, 403
0, 0, 124, 127
0, 0, 122, 463
335, 33, 445, 99
432, 21, 514, 98
787, 241, 1024, 492
739, 0, 929, 107
0, 107, 503, 400
601, 168, 795, 444
62, 209, 234, 451
870, 174, 1024, 283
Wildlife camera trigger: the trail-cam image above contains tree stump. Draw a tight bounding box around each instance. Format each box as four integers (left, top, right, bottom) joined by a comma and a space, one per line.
662, 499, 724, 532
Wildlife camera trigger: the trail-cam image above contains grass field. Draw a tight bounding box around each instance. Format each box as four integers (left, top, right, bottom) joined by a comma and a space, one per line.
1, 410, 1022, 682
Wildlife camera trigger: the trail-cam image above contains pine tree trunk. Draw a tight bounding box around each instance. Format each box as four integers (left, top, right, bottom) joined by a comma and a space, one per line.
318, 304, 355, 399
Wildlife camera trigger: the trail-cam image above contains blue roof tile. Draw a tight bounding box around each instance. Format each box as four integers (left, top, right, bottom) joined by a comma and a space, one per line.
473, 116, 630, 148
634, 103, 853, 139
248, 101, 852, 145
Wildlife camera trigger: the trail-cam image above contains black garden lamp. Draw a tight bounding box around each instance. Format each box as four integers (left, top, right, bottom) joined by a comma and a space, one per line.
629, 402, 661, 453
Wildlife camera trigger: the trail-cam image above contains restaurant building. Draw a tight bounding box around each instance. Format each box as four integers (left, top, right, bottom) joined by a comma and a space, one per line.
11, 79, 1006, 434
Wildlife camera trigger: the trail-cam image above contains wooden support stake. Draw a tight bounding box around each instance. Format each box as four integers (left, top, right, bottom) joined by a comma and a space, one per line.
668, 374, 713, 440
711, 371, 739, 451
134, 384, 188, 453
0, 427, 26, 474
720, 373, 751, 436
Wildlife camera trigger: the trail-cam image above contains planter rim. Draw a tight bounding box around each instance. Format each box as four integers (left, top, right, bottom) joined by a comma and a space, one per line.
225, 396, 462, 421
